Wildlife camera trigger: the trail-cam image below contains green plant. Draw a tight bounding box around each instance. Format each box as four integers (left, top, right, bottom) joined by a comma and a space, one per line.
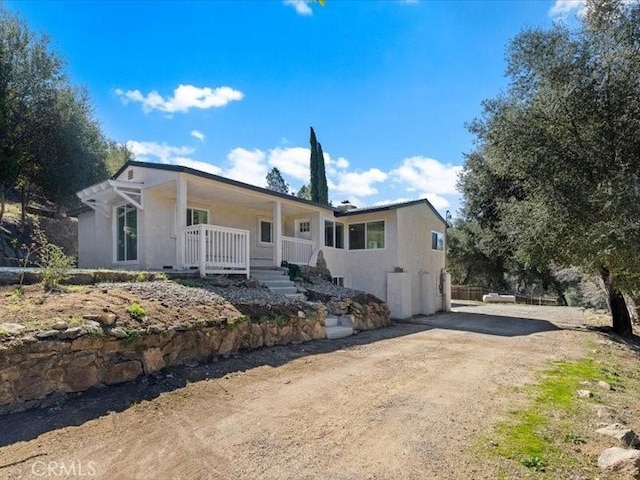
281, 261, 301, 281
123, 329, 141, 345
564, 433, 585, 445
521, 456, 546, 472
9, 286, 24, 299
38, 243, 74, 292
0, 326, 9, 337
154, 272, 168, 281
126, 303, 147, 321
273, 314, 285, 326
135, 272, 149, 282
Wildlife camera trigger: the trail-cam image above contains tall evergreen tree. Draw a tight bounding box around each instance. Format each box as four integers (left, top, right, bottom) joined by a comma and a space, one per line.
296, 184, 311, 200
309, 126, 329, 205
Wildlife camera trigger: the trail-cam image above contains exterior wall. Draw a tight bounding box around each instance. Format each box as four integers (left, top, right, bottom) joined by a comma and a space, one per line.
396, 203, 447, 315
339, 210, 399, 301
142, 188, 176, 269
77, 210, 112, 268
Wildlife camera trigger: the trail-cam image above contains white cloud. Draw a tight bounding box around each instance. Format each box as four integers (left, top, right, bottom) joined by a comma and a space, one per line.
191, 130, 205, 141
268, 147, 310, 181
423, 193, 450, 210
284, 0, 313, 15
173, 157, 222, 175
390, 156, 461, 195
225, 148, 269, 187
549, 0, 585, 19
115, 84, 244, 114
126, 140, 195, 164
332, 169, 388, 198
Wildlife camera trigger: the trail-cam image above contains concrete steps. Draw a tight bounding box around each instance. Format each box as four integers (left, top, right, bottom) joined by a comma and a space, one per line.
251, 268, 305, 299
325, 315, 354, 339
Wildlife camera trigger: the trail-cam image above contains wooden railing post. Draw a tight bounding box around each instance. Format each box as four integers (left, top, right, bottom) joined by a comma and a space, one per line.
198, 224, 206, 278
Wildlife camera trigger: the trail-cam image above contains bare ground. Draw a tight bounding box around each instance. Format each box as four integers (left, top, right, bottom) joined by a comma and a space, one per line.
0, 303, 632, 479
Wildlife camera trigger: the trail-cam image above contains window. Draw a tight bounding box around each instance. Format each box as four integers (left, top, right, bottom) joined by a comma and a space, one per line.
116, 204, 137, 262
259, 219, 273, 244
324, 220, 345, 249
299, 221, 310, 233
349, 221, 385, 250
432, 231, 444, 251
187, 208, 209, 226
332, 276, 344, 287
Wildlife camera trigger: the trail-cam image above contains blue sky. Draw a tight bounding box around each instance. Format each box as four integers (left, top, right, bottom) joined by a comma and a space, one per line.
7, 0, 585, 215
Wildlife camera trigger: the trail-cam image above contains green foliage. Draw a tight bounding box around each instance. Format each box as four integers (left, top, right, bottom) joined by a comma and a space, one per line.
126, 303, 147, 321
281, 261, 301, 281
296, 184, 312, 200
521, 456, 546, 472
135, 272, 149, 282
9, 286, 23, 299
564, 433, 585, 445
309, 127, 329, 205
122, 329, 141, 345
266, 167, 289, 194
39, 243, 74, 291
461, 0, 640, 333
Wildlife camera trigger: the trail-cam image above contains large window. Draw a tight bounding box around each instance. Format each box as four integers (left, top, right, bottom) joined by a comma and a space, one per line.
432, 231, 444, 251
116, 204, 137, 262
259, 219, 273, 244
324, 220, 344, 249
187, 208, 208, 226
349, 221, 385, 250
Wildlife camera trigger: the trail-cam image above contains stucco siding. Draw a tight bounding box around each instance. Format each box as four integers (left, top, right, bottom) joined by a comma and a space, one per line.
342, 210, 398, 301
142, 189, 176, 269
396, 203, 447, 315
77, 209, 112, 268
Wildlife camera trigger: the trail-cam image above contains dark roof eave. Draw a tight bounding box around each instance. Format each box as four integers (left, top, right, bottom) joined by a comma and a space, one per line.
335, 198, 448, 226
112, 160, 336, 211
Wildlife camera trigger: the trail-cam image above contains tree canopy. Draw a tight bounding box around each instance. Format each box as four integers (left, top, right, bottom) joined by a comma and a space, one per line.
459, 0, 640, 335
309, 127, 329, 205
266, 167, 289, 194
0, 6, 113, 221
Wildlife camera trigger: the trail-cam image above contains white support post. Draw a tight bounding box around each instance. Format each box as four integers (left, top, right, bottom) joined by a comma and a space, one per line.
199, 224, 206, 278
175, 176, 187, 269
273, 201, 282, 267
245, 232, 251, 278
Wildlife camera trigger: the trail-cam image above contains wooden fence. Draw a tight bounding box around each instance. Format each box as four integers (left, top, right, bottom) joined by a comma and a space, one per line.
451, 285, 559, 306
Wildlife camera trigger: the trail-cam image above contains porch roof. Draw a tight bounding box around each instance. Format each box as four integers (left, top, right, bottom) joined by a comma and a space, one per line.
75, 179, 144, 218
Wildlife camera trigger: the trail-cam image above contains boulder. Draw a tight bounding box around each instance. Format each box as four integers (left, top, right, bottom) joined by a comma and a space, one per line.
142, 348, 165, 374
597, 424, 640, 448
103, 361, 143, 385
598, 447, 640, 478
576, 389, 593, 398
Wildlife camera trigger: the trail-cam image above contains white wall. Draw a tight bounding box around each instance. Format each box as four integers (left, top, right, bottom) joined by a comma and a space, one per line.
396, 203, 447, 315
142, 188, 176, 269
76, 209, 112, 268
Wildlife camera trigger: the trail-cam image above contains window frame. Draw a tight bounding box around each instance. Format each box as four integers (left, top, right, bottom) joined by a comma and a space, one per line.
323, 218, 345, 249
431, 230, 445, 251
113, 203, 139, 264
332, 276, 344, 287
186, 206, 210, 227
257, 217, 274, 246
348, 220, 386, 251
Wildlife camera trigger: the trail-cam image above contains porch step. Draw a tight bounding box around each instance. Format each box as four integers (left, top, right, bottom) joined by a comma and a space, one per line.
269, 286, 299, 295
324, 315, 354, 339
250, 268, 305, 299
326, 325, 354, 340
285, 293, 307, 301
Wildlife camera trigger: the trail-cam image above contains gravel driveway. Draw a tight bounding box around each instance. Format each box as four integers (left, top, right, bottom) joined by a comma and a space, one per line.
0, 303, 596, 479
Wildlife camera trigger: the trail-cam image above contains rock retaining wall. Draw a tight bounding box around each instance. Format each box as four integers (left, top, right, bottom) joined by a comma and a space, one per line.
0, 309, 326, 415
307, 291, 391, 331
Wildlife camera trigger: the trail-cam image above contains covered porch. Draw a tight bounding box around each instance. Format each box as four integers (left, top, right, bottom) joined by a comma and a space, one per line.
164, 174, 323, 278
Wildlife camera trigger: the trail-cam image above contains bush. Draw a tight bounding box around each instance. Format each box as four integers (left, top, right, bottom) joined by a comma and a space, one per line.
39, 243, 74, 292
126, 303, 147, 321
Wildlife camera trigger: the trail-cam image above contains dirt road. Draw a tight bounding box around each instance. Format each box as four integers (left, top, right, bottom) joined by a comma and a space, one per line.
0, 303, 595, 479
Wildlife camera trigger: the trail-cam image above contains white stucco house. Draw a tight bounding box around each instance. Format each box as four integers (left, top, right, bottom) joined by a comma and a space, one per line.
73, 161, 450, 318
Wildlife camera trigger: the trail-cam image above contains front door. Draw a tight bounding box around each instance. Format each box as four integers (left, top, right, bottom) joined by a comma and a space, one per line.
294, 218, 312, 241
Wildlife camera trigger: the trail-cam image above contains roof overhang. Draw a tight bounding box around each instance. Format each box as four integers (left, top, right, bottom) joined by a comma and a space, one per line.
76, 179, 144, 218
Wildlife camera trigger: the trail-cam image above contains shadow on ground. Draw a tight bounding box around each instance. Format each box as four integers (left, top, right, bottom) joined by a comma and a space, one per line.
0, 306, 601, 451
398, 311, 561, 337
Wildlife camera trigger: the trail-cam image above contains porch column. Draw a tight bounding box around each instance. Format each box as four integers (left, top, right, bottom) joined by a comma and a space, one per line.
175, 175, 187, 268
273, 200, 282, 267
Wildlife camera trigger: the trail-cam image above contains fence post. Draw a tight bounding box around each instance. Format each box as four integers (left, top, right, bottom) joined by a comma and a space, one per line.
199, 224, 206, 278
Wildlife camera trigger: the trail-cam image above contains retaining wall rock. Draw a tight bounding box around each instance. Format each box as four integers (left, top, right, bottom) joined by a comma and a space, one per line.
0, 309, 326, 415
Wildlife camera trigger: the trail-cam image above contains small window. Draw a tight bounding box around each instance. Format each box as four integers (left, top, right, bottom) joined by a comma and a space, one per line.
432, 231, 444, 251
187, 208, 209, 226
335, 222, 344, 249
299, 221, 310, 233
260, 219, 273, 244
349, 221, 385, 250
332, 276, 344, 287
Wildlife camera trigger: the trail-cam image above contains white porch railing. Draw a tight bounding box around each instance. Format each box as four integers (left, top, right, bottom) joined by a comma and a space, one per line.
184, 224, 250, 278
282, 236, 314, 265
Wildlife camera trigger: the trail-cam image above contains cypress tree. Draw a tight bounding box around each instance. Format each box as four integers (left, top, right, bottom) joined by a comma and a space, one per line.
316, 142, 328, 205
309, 126, 329, 205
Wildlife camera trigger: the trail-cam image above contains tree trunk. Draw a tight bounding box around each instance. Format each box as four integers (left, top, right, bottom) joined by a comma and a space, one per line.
601, 267, 633, 337
0, 186, 5, 224
20, 184, 28, 224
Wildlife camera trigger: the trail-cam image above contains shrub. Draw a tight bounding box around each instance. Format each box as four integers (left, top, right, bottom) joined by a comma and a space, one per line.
39, 243, 74, 292
126, 303, 147, 321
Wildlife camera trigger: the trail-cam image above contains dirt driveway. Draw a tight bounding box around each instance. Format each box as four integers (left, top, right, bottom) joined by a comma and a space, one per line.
0, 303, 597, 479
